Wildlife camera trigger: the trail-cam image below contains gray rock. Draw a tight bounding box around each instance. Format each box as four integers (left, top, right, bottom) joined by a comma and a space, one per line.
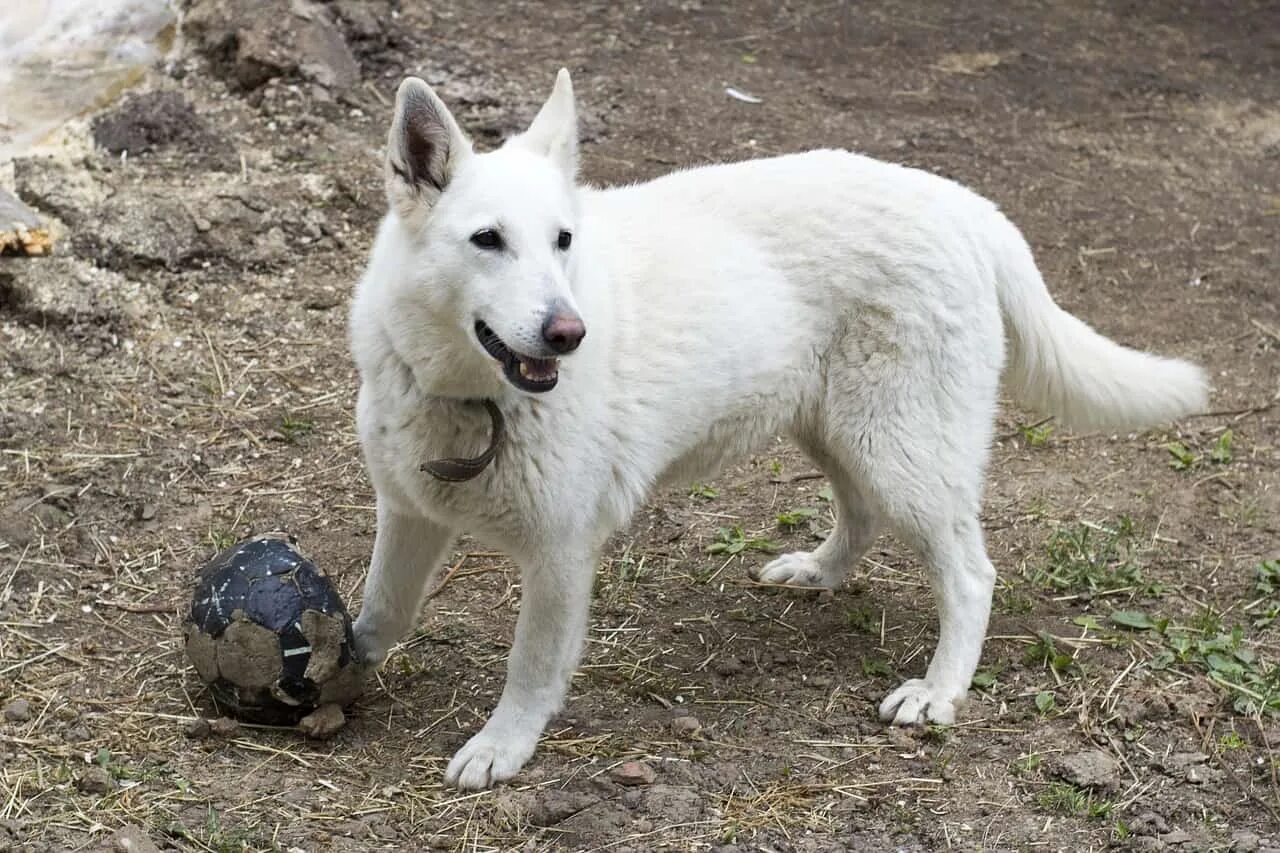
185, 0, 360, 91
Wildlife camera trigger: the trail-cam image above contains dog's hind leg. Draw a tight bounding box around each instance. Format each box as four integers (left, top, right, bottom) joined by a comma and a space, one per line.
750, 447, 881, 590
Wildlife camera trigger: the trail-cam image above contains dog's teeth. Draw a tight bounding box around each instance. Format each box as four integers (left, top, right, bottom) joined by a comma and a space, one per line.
518, 361, 530, 378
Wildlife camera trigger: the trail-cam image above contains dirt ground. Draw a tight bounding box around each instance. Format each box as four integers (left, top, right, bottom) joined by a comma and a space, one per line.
1, 1, 1278, 851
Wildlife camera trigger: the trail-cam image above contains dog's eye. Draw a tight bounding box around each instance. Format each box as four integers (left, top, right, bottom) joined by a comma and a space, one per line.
470, 229, 504, 250
556, 230, 572, 251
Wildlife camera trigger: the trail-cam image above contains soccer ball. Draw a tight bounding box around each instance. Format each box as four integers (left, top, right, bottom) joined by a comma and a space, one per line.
183, 533, 364, 724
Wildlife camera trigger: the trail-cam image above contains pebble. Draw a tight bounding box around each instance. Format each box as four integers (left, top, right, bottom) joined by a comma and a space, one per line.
610, 761, 657, 786
3, 699, 31, 722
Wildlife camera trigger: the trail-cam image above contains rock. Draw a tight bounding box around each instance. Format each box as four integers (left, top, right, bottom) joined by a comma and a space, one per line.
297, 703, 346, 739
185, 0, 360, 92
610, 761, 657, 786
76, 766, 114, 794
1232, 831, 1261, 853
671, 716, 702, 737
209, 717, 240, 737
1055, 749, 1121, 791
113, 824, 161, 853
3, 699, 31, 722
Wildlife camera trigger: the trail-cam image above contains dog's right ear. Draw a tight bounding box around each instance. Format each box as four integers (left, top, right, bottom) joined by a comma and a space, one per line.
385, 77, 472, 219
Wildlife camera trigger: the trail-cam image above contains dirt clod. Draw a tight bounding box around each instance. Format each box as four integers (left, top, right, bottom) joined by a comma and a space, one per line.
1231, 830, 1261, 852
209, 717, 240, 738
671, 715, 702, 737
183, 718, 212, 739
76, 767, 114, 794
3, 699, 31, 723
1054, 749, 1121, 791
610, 761, 657, 786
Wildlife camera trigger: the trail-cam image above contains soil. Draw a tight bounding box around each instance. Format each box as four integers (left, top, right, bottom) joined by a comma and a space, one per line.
1, 1, 1278, 851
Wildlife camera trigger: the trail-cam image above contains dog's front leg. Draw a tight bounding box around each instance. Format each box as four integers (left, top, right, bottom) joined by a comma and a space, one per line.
352, 502, 455, 666
445, 545, 596, 790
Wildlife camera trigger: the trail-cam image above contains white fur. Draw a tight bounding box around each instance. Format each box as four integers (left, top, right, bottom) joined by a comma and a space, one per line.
349, 70, 1209, 790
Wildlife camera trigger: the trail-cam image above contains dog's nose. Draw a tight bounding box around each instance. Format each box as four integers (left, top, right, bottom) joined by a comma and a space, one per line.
542, 312, 586, 354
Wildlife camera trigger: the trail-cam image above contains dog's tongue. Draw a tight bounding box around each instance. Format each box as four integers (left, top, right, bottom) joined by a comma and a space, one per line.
517, 356, 559, 382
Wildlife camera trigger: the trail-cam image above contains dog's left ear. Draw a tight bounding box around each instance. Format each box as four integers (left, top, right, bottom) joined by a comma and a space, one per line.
514, 68, 578, 177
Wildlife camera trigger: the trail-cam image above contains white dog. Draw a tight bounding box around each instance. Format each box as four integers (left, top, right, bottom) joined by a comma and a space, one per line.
348, 69, 1208, 790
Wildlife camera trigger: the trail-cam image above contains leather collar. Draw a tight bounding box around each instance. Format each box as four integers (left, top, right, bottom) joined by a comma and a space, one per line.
420, 399, 505, 482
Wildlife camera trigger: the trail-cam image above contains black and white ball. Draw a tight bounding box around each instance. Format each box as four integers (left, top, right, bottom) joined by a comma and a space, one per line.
183, 533, 364, 724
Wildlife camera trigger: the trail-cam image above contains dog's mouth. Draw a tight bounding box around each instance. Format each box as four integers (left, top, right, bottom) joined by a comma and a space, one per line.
475, 320, 559, 393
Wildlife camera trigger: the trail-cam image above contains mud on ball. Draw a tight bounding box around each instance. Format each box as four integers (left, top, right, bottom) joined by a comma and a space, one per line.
183, 533, 364, 724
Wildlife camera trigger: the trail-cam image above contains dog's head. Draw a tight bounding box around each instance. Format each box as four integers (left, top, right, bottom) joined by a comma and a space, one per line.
380, 69, 585, 395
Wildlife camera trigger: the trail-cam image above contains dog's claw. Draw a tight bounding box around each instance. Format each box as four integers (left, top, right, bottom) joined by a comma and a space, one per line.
444, 726, 538, 790
751, 551, 838, 589
879, 678, 961, 726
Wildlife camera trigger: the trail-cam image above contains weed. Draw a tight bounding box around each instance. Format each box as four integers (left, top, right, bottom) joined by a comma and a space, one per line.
1165, 441, 1198, 471
1032, 518, 1162, 595
207, 528, 236, 551
689, 482, 719, 500
1021, 421, 1054, 447
845, 605, 881, 635
1011, 753, 1042, 776
279, 413, 314, 444
1034, 782, 1112, 819
1251, 559, 1280, 628
776, 507, 819, 530
1210, 430, 1233, 464
817, 485, 834, 502
1025, 632, 1075, 674
971, 664, 1002, 692
707, 526, 781, 556
1034, 690, 1057, 715
1218, 731, 1246, 751
768, 459, 784, 477
861, 656, 894, 678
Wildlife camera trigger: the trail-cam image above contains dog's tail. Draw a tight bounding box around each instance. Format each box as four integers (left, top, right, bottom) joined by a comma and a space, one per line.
992, 222, 1208, 432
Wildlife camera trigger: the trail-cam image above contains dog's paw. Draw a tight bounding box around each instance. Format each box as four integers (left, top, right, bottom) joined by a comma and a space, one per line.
444, 726, 538, 790
350, 617, 391, 667
750, 552, 836, 589
878, 679, 962, 726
